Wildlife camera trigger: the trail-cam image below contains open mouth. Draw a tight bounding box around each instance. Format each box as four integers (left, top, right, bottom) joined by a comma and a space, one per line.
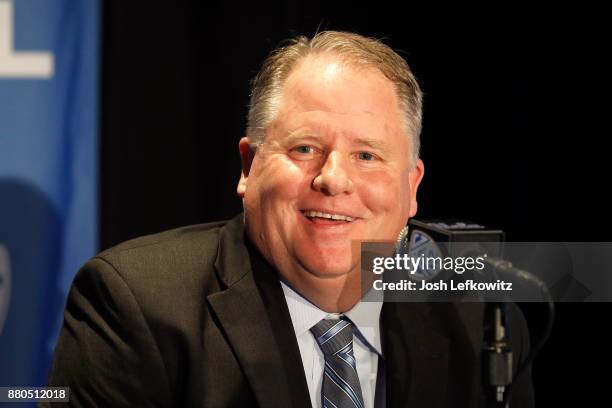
301, 210, 355, 223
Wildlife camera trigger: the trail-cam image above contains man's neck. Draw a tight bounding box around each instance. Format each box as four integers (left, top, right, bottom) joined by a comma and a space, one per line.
280, 270, 363, 313
244, 233, 367, 313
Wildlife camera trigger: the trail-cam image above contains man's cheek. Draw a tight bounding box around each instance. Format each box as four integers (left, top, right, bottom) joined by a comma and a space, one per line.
267, 169, 314, 198
359, 175, 402, 210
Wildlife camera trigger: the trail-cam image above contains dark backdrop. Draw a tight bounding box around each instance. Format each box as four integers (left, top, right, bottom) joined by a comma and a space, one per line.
100, 1, 610, 405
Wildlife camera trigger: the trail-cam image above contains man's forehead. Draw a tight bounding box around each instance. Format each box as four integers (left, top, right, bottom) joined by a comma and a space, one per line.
276, 56, 402, 128
289, 56, 393, 96
274, 111, 396, 143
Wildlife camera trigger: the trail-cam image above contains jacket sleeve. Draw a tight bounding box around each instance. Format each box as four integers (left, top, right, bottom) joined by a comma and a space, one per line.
43, 257, 172, 407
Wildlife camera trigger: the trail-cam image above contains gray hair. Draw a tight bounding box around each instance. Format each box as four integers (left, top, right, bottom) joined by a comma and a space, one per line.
246, 31, 423, 166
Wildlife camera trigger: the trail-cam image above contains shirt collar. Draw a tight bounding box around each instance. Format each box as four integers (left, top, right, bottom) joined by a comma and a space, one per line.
281, 281, 383, 356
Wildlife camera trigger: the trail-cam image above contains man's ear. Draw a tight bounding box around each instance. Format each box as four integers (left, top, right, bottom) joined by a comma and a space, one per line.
407, 159, 425, 218
237, 137, 256, 198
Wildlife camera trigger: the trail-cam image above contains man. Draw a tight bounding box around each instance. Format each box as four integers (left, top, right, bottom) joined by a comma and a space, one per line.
47, 31, 534, 407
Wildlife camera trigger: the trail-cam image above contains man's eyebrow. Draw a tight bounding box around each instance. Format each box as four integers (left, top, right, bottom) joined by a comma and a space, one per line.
281, 131, 391, 153
353, 137, 390, 153
282, 130, 324, 144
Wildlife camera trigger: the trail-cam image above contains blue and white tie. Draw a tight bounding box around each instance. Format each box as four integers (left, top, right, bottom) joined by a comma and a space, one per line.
311, 318, 365, 408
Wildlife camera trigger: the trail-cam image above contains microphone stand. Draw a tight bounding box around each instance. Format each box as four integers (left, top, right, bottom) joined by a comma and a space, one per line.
481, 258, 556, 408
482, 302, 513, 407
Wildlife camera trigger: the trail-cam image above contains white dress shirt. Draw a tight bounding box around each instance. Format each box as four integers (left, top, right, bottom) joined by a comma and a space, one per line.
281, 281, 383, 408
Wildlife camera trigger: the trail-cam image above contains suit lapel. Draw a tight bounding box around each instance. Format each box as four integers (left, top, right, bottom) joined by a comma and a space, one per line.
206, 216, 311, 408
207, 217, 486, 408
382, 302, 450, 408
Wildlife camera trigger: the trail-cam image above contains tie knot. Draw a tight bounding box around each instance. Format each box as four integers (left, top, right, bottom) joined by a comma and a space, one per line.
310, 318, 355, 356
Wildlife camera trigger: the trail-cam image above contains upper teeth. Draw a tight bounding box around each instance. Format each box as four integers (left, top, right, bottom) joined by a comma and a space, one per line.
303, 210, 354, 222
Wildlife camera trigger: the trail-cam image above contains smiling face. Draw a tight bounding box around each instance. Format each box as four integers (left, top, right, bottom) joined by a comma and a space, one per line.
238, 54, 424, 299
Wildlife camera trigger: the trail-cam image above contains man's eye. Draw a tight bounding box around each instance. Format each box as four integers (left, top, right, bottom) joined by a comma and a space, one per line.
293, 146, 313, 154
357, 152, 376, 161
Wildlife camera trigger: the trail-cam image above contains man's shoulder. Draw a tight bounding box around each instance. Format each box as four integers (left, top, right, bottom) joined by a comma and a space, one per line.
99, 219, 228, 265
84, 217, 244, 302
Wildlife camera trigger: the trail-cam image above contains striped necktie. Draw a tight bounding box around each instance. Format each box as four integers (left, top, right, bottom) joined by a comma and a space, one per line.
310, 318, 365, 408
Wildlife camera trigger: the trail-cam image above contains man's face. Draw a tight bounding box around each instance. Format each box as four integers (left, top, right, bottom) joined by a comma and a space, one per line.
238, 55, 424, 287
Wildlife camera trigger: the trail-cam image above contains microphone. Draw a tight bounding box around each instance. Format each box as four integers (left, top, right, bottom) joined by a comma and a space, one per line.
401, 219, 554, 407
401, 219, 548, 296
480, 256, 547, 291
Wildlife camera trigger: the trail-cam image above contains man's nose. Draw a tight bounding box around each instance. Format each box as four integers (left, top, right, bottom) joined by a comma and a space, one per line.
312, 151, 354, 196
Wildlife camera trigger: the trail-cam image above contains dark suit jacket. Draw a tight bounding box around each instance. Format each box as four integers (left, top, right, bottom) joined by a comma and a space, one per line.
46, 215, 535, 407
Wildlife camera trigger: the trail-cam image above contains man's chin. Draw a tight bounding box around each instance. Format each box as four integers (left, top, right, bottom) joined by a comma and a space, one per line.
298, 257, 358, 280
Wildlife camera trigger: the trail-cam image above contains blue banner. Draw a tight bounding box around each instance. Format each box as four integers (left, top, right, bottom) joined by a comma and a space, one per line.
0, 0, 99, 389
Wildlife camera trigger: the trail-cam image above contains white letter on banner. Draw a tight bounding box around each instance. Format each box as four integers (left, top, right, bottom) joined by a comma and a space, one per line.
0, 0, 54, 78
